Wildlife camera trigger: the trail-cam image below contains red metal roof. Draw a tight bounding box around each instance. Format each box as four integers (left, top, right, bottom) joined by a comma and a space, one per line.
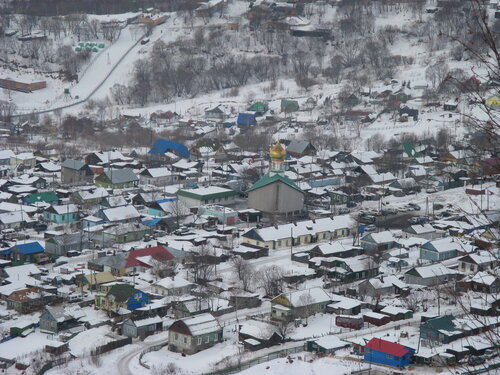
125, 245, 175, 268
365, 338, 408, 357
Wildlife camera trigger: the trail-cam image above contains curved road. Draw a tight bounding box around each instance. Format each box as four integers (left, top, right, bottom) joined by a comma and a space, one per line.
12, 27, 147, 118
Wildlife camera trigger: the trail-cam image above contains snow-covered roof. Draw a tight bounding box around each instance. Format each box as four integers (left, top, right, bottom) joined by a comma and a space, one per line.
173, 313, 221, 336
312, 335, 349, 350
424, 237, 475, 253
76, 187, 109, 200
49, 204, 79, 215
245, 215, 355, 242
0, 202, 37, 213
102, 205, 140, 222
239, 320, 280, 340
362, 230, 396, 244
154, 276, 193, 290
366, 275, 407, 290
129, 315, 163, 327
408, 263, 459, 279
143, 167, 173, 178
276, 287, 331, 307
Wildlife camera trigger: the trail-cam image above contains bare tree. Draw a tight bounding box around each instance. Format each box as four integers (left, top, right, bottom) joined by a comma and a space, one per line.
150, 258, 178, 280
191, 243, 216, 283
275, 318, 294, 342
258, 265, 285, 297
231, 256, 255, 291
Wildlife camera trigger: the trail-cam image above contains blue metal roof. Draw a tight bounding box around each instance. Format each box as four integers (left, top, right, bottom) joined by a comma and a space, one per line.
237, 113, 256, 126
149, 139, 190, 159
142, 218, 162, 227
156, 198, 177, 203
11, 242, 45, 255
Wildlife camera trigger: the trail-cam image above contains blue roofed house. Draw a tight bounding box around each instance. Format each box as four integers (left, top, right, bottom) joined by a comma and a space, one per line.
237, 112, 256, 126
419, 237, 475, 262
149, 139, 190, 160
4, 242, 45, 263
364, 338, 414, 368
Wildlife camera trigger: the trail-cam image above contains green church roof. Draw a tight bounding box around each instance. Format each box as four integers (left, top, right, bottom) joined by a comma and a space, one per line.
247, 173, 304, 193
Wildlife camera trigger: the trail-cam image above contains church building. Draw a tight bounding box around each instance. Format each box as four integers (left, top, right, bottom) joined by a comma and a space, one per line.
247, 141, 305, 216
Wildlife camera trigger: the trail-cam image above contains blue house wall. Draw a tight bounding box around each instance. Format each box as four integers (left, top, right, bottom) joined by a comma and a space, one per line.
127, 290, 149, 310
420, 243, 458, 261
364, 347, 414, 367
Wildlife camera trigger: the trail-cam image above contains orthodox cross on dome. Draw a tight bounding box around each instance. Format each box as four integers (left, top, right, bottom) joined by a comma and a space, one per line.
269, 141, 286, 176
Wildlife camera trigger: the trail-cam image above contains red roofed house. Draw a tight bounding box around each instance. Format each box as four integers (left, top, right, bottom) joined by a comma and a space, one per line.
126, 245, 176, 273
364, 338, 415, 368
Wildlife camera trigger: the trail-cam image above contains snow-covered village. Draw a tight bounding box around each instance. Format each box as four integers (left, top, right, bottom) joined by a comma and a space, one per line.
0, 0, 499, 374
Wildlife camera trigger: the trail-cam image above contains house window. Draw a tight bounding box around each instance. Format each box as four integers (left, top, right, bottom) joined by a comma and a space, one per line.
205, 335, 209, 343
175, 333, 178, 340
386, 354, 393, 359
323, 233, 326, 239
277, 240, 281, 247
198, 337, 202, 345
470, 264, 474, 272
184, 337, 187, 344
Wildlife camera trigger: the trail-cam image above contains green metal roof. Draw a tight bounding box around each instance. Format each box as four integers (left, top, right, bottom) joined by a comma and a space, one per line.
247, 102, 268, 112
107, 284, 135, 303
402, 142, 422, 158
247, 173, 303, 193
25, 191, 59, 204
423, 316, 456, 332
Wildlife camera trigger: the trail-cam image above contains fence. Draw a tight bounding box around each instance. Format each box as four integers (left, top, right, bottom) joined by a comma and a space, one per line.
462, 362, 500, 375
351, 369, 390, 375
91, 337, 132, 356
204, 345, 304, 375
37, 357, 70, 375
138, 341, 169, 369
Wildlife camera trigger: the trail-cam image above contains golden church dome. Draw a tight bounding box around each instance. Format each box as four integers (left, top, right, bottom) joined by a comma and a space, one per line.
269, 141, 286, 161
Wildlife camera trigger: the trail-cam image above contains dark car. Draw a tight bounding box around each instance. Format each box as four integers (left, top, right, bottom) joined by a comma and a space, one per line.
346, 201, 357, 208
34, 223, 48, 232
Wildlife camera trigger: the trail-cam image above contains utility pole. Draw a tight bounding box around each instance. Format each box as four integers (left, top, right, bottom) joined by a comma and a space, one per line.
290, 227, 293, 259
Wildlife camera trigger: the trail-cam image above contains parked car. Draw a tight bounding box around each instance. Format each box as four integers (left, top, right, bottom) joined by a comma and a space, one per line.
34, 223, 48, 232
426, 187, 438, 193
410, 217, 421, 224
338, 207, 350, 214
467, 356, 486, 366
408, 203, 421, 210
174, 227, 190, 235
346, 201, 357, 208
66, 250, 81, 257
364, 224, 377, 232
360, 215, 376, 224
